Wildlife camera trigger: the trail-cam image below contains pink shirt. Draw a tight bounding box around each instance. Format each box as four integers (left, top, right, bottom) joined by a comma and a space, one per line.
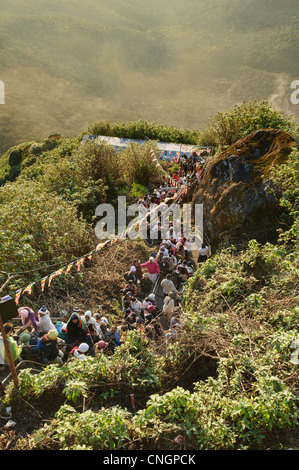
140, 260, 160, 275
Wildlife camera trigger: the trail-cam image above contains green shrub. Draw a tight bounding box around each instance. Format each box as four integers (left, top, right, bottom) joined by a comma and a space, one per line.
30, 404, 131, 450
199, 100, 296, 150
87, 119, 200, 145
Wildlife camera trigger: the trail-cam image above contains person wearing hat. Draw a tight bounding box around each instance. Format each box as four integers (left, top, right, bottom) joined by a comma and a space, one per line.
18, 332, 31, 348
17, 332, 33, 357
17, 306, 39, 335
95, 340, 109, 356
148, 293, 156, 304
70, 342, 89, 359
36, 305, 56, 337
38, 329, 64, 366
140, 273, 153, 297
144, 304, 155, 324
124, 266, 137, 284
140, 257, 160, 283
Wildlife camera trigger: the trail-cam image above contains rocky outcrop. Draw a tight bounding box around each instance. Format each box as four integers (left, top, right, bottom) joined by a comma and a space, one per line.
193, 129, 297, 248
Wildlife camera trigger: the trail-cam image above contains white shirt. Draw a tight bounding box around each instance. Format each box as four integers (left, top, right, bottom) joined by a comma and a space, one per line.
131, 300, 142, 314
161, 279, 179, 296
198, 246, 209, 256
37, 314, 56, 334
82, 313, 98, 328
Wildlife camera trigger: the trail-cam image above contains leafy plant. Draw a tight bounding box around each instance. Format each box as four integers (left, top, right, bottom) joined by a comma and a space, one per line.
199, 100, 297, 150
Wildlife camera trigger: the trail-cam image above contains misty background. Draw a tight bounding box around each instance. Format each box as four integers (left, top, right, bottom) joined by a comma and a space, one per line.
0, 0, 298, 155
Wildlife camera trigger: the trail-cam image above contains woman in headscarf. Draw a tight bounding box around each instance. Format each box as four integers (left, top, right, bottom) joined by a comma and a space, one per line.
65, 312, 87, 345
83, 310, 98, 328
17, 306, 39, 335
36, 305, 56, 337
83, 311, 100, 348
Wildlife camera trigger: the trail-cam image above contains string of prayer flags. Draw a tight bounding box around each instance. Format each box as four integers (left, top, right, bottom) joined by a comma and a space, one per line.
150, 149, 168, 176
12, 155, 191, 306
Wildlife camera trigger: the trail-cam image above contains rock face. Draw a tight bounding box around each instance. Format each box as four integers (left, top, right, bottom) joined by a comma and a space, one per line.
193, 129, 297, 248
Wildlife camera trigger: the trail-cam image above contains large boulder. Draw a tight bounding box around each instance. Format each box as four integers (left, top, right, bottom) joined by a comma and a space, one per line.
193, 129, 297, 248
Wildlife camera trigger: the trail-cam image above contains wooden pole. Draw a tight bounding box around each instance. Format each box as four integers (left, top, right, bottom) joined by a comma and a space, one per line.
0, 314, 19, 388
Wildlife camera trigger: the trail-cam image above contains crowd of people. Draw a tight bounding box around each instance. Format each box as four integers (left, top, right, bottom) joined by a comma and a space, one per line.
0, 151, 210, 371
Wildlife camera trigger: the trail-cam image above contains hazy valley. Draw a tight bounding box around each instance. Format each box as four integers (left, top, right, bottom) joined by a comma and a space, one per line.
0, 0, 298, 155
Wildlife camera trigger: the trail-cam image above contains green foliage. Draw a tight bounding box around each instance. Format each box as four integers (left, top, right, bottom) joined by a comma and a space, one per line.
4, 331, 163, 407
87, 119, 200, 145
33, 404, 131, 450
0, 132, 166, 292
1, 110, 298, 450
0, 178, 93, 289
117, 141, 164, 189
270, 148, 299, 249
199, 100, 297, 150
132, 374, 298, 449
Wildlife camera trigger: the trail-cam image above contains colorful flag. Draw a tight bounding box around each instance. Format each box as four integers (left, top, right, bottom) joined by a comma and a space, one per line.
96, 242, 105, 251
65, 263, 73, 275
48, 268, 64, 287
23, 283, 34, 295
41, 277, 48, 292
15, 289, 22, 305
76, 259, 82, 271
